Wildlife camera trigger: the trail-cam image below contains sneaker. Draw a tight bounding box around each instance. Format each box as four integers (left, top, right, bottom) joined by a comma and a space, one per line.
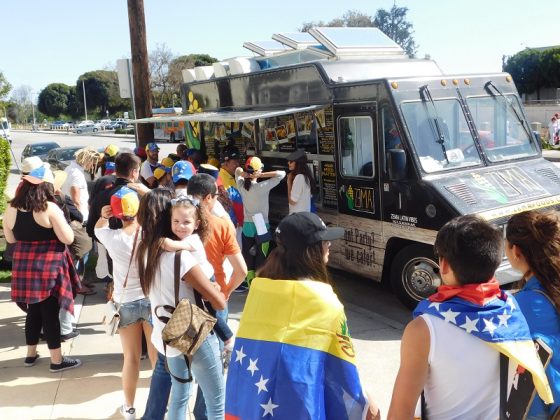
24, 353, 40, 367
233, 284, 249, 293
120, 404, 136, 420
61, 329, 80, 341
49, 356, 82, 373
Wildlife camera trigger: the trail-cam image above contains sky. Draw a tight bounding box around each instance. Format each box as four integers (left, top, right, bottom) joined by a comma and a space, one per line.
2, 0, 558, 99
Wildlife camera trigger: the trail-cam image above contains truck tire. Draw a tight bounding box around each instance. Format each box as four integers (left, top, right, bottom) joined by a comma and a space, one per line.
170, 132, 176, 143
93, 128, 98, 133
76, 129, 82, 134
390, 244, 441, 309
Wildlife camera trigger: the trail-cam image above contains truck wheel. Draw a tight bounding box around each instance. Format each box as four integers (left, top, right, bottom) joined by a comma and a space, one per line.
76, 129, 82, 134
93, 128, 98, 133
390, 244, 441, 309
170, 133, 176, 143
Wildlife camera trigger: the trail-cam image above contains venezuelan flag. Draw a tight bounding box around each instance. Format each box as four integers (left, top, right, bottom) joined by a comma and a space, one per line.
220, 170, 244, 226
414, 280, 553, 404
225, 278, 369, 420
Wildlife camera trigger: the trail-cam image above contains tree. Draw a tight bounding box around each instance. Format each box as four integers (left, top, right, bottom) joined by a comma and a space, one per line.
0, 71, 12, 119
9, 85, 33, 123
150, 43, 174, 108
503, 49, 545, 99
167, 53, 218, 101
38, 83, 72, 117
374, 5, 418, 57
76, 70, 123, 117
300, 6, 418, 57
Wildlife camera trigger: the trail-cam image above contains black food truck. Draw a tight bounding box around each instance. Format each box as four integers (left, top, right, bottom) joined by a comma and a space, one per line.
136, 28, 560, 308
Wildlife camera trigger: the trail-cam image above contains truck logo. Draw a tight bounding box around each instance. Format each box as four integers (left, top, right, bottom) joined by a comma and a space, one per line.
340, 184, 374, 213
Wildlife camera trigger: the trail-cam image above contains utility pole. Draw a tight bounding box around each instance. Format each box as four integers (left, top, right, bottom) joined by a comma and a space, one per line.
127, 0, 153, 148
82, 80, 88, 121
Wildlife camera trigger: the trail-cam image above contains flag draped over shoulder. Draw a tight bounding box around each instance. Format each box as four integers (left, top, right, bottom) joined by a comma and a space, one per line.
225, 277, 369, 420
414, 279, 553, 404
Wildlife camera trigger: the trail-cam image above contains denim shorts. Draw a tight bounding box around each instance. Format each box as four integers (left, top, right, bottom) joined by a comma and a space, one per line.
118, 298, 151, 329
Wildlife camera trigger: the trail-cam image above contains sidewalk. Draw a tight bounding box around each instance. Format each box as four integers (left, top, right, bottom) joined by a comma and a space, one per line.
0, 272, 243, 420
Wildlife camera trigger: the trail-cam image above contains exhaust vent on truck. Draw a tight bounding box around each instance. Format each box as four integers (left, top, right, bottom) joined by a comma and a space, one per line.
445, 183, 477, 205
535, 168, 560, 185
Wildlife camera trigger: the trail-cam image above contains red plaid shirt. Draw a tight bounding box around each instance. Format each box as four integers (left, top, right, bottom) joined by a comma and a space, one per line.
11, 240, 81, 314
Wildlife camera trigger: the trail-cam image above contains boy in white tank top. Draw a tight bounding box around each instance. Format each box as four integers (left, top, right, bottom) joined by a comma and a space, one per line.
388, 215, 552, 420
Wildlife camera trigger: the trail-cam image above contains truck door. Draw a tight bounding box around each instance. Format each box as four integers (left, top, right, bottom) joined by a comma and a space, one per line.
330, 102, 382, 276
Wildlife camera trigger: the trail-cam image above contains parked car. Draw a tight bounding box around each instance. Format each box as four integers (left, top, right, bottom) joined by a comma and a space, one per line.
50, 120, 68, 129
75, 123, 102, 134
46, 146, 85, 170
106, 121, 128, 130
76, 120, 95, 127
21, 141, 61, 163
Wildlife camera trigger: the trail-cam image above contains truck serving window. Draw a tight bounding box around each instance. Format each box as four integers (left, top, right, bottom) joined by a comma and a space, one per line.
466, 95, 538, 162
338, 116, 374, 177
401, 99, 482, 173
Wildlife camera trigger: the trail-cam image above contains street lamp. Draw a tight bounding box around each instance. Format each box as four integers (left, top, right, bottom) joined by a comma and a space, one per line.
30, 91, 37, 131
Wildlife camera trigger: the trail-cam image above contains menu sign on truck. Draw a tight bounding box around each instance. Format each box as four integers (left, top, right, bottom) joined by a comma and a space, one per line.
318, 105, 335, 155
321, 161, 338, 209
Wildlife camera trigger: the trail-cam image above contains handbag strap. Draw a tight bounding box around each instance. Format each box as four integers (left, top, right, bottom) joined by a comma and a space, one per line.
173, 250, 205, 309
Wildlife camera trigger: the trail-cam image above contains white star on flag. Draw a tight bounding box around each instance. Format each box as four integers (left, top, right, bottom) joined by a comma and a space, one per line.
483, 317, 497, 336
441, 308, 459, 324
507, 298, 516, 311
460, 315, 479, 334
260, 397, 279, 417
247, 358, 259, 376
497, 309, 512, 327
255, 375, 269, 394
235, 346, 246, 365
428, 302, 441, 311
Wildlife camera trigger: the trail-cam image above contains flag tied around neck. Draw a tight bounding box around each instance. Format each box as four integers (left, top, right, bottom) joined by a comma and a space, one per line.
225, 277, 369, 420
414, 278, 553, 404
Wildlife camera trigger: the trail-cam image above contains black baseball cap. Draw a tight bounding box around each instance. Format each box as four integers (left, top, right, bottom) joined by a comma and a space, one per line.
222, 146, 240, 162
285, 149, 307, 161
275, 212, 344, 248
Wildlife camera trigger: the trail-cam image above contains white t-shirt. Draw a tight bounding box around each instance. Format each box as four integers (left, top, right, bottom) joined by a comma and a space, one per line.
62, 161, 89, 221
183, 234, 214, 279
94, 226, 145, 303
149, 250, 198, 357
289, 174, 311, 214
420, 314, 499, 420
140, 160, 157, 181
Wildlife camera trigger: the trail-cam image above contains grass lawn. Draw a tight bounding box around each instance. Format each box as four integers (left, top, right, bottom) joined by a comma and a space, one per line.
0, 244, 11, 283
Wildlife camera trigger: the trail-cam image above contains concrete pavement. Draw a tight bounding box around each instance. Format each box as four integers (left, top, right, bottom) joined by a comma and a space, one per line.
0, 270, 405, 419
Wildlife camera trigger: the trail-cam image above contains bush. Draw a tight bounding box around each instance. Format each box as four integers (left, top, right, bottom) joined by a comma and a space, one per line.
115, 128, 135, 135
0, 139, 11, 215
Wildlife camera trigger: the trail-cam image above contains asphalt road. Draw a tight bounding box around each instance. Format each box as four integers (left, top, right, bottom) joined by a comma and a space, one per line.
6, 129, 410, 416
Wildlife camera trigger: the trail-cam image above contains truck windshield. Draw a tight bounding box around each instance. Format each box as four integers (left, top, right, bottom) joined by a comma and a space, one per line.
466, 95, 538, 162
401, 99, 482, 173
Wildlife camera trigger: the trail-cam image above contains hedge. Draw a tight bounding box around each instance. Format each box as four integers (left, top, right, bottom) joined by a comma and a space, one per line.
0, 139, 11, 215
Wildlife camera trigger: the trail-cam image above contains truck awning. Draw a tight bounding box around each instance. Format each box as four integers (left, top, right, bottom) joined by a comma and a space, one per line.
131, 104, 325, 124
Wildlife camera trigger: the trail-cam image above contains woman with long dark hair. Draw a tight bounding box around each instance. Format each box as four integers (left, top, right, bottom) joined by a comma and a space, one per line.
225, 212, 380, 419
286, 149, 315, 214
506, 210, 560, 419
136, 188, 226, 420
3, 165, 81, 372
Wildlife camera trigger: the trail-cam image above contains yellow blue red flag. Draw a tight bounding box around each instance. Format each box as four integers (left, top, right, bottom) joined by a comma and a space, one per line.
414, 279, 553, 404
225, 277, 369, 419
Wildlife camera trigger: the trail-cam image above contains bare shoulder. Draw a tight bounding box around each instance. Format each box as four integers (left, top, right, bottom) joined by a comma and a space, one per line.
402, 316, 430, 350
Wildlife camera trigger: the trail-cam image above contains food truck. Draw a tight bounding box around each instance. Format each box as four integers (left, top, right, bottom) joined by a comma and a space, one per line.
136, 28, 560, 308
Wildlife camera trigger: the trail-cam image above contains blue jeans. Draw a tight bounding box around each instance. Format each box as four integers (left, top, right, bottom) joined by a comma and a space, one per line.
141, 352, 171, 420
167, 334, 224, 420
193, 306, 229, 420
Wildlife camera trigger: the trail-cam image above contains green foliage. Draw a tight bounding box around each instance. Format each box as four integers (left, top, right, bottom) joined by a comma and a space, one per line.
0, 139, 12, 215
38, 83, 72, 117
503, 47, 560, 99
115, 128, 135, 135
0, 71, 12, 101
374, 5, 418, 57
300, 6, 418, 57
76, 70, 128, 117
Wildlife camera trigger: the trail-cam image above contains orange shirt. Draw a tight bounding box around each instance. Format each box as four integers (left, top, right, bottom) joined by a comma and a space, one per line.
204, 213, 240, 291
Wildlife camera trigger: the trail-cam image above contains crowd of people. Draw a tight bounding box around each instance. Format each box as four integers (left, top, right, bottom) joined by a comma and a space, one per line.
5, 139, 560, 419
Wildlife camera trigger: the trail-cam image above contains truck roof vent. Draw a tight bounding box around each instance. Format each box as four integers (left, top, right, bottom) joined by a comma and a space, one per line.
445, 183, 477, 205
535, 168, 560, 185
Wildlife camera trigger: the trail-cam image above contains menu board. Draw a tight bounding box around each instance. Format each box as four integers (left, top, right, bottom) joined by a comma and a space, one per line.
318, 105, 335, 155
202, 122, 248, 161
321, 161, 338, 209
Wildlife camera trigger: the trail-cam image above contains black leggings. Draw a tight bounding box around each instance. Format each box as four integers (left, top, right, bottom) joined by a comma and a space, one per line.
25, 296, 61, 349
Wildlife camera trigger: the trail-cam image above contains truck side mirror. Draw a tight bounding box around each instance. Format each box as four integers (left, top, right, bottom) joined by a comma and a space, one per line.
387, 149, 407, 181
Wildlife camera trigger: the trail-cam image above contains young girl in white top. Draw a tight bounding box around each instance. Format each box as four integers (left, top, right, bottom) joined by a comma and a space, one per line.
94, 186, 157, 419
